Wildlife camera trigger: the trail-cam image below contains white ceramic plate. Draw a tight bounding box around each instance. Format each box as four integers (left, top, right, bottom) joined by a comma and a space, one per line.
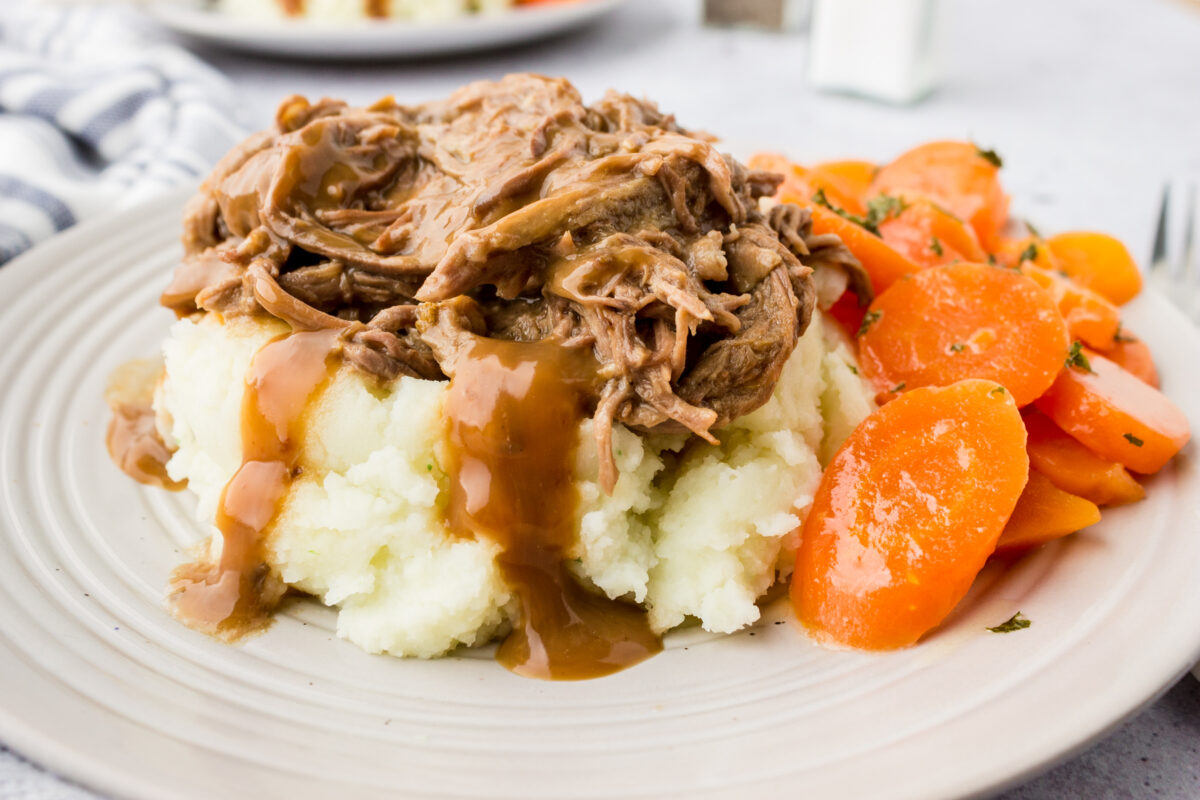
1, 189, 1199, 800
143, 0, 629, 59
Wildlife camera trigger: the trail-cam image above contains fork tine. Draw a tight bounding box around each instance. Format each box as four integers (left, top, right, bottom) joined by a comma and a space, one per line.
1151, 182, 1171, 273
1185, 183, 1200, 321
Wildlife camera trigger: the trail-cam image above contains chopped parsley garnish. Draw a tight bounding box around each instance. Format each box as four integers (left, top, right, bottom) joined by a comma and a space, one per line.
812, 188, 872, 232
987, 612, 1030, 633
1065, 341, 1093, 372
1025, 219, 1043, 239
1114, 325, 1137, 344
930, 236, 944, 257
1124, 433, 1145, 447
857, 310, 882, 337
848, 364, 859, 375
950, 342, 966, 353
1018, 242, 1039, 264
975, 145, 1003, 168
426, 463, 433, 471
986, 253, 998, 266
891, 382, 907, 393
813, 188, 907, 236
990, 385, 1007, 395
865, 193, 909, 227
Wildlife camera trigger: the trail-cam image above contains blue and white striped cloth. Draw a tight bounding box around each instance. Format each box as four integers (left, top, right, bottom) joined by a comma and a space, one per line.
0, 1, 245, 265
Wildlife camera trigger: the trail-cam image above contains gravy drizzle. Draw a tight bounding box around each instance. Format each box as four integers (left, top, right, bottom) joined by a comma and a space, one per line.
443, 337, 662, 680
105, 358, 185, 491
169, 328, 341, 638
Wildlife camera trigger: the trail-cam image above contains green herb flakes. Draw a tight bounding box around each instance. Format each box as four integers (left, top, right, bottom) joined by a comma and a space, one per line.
857, 310, 882, 337
987, 612, 1030, 633
1018, 242, 1039, 264
930, 236, 944, 257
975, 145, 1003, 168
1124, 433, 1145, 447
813, 188, 908, 236
891, 382, 907, 393
990, 385, 1006, 396
865, 193, 909, 227
950, 342, 966, 353
1065, 341, 1093, 372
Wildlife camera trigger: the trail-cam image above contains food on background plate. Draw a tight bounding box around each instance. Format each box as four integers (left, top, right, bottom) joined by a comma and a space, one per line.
107, 75, 1191, 679
215, 0, 575, 23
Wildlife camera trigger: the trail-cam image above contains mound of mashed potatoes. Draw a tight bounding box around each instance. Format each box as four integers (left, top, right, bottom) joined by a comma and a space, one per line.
157, 310, 874, 659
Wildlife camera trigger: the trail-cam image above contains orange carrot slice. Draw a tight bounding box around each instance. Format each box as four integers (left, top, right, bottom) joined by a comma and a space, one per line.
792, 379, 1028, 650
1034, 350, 1190, 474
1100, 331, 1159, 387
1024, 409, 1144, 506
877, 195, 987, 268
814, 159, 877, 205
748, 153, 866, 215
828, 289, 868, 340
871, 141, 1010, 249
1021, 263, 1121, 349
993, 469, 1101, 556
1047, 231, 1143, 305
857, 263, 1070, 406
992, 235, 1059, 272
806, 203, 922, 292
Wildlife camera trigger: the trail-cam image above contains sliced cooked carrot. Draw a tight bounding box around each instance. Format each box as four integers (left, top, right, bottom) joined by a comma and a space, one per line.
792, 379, 1028, 650
992, 235, 1059, 272
805, 203, 922, 292
1024, 409, 1144, 506
871, 141, 1010, 249
814, 159, 877, 205
748, 153, 866, 215
1047, 232, 1143, 305
993, 469, 1101, 556
1099, 331, 1159, 387
877, 195, 987, 268
828, 289, 868, 340
1035, 350, 1190, 475
857, 263, 1069, 407
1021, 263, 1121, 349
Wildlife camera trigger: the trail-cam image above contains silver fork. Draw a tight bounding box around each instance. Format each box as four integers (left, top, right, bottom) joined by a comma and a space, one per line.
1149, 181, 1199, 322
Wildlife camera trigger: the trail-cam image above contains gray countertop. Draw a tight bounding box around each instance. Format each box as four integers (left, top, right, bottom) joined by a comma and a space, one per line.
3, 0, 1199, 797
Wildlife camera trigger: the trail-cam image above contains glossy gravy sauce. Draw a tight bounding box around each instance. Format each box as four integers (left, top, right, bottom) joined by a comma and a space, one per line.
277, 0, 435, 18
169, 328, 340, 638
443, 337, 662, 680
104, 358, 186, 491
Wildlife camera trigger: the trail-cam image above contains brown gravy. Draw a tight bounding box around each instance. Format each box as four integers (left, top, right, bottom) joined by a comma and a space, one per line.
277, 0, 388, 17
169, 328, 340, 639
443, 337, 662, 680
104, 358, 185, 491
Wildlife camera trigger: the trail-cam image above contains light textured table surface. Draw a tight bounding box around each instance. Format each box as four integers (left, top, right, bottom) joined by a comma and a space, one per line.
3, 0, 1199, 797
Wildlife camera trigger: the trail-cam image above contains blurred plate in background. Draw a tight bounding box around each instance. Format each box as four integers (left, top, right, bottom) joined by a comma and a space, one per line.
143, 0, 629, 59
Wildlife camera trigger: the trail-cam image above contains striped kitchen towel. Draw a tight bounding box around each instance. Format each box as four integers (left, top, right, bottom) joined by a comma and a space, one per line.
0, 1, 245, 265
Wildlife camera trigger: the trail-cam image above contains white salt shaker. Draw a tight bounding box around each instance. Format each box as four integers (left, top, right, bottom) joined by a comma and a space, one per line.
808, 0, 945, 104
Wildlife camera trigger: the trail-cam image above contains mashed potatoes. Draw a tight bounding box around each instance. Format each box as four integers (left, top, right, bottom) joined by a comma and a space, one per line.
157, 312, 874, 658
